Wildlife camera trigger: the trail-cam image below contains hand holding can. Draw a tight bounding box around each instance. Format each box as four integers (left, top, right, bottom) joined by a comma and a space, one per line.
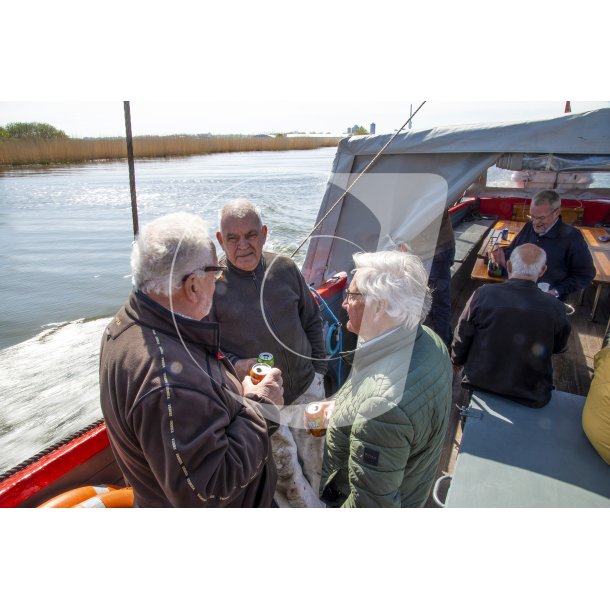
243, 365, 284, 406
304, 401, 334, 436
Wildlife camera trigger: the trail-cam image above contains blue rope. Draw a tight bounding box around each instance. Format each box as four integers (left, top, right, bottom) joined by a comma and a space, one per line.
309, 286, 343, 386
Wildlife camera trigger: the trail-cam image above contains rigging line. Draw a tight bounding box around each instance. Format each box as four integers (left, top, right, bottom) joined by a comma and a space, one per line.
289, 101, 427, 260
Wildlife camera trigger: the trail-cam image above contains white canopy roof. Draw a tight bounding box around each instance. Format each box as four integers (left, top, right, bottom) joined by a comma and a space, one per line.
302, 108, 610, 286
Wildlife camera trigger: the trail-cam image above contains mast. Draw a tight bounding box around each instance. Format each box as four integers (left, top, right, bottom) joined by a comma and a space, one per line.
123, 101, 139, 238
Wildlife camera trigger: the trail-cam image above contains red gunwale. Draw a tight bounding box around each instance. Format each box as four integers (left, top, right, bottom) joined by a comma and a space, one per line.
0, 424, 109, 508
314, 273, 347, 301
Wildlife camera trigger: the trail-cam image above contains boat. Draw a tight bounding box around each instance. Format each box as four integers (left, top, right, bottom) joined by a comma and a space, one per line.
1, 106, 609, 508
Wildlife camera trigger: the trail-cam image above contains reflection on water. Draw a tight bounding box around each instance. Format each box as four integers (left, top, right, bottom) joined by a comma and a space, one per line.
0, 148, 335, 472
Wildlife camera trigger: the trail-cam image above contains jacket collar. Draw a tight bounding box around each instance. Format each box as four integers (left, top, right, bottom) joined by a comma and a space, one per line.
113, 291, 221, 354
533, 216, 564, 239
505, 278, 538, 289
349, 325, 421, 372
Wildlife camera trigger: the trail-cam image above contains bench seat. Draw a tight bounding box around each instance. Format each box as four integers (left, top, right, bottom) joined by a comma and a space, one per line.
445, 390, 610, 507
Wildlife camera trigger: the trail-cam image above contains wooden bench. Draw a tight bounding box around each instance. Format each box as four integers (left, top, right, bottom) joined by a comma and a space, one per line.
512, 203, 584, 225
438, 390, 610, 507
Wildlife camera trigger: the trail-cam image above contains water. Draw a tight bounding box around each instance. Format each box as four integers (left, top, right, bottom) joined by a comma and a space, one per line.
0, 148, 335, 473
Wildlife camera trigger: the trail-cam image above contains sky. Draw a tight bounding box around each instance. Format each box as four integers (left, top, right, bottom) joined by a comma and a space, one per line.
3, 3, 607, 139
1, 100, 609, 138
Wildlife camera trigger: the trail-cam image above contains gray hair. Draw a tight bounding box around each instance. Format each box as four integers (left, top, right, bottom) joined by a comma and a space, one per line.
218, 198, 263, 231
532, 189, 561, 210
352, 251, 432, 328
131, 212, 214, 296
509, 244, 547, 278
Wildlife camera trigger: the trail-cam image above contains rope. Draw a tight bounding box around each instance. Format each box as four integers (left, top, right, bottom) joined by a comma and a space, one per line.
290, 101, 427, 260
309, 286, 343, 386
0, 418, 105, 483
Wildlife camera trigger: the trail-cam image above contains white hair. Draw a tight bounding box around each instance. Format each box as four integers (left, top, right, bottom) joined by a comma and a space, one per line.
131, 212, 214, 296
509, 244, 547, 278
352, 251, 432, 328
218, 198, 263, 231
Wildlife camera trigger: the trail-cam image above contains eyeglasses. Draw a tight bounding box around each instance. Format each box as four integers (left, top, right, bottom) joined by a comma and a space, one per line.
527, 209, 559, 222
344, 290, 365, 302
182, 265, 227, 282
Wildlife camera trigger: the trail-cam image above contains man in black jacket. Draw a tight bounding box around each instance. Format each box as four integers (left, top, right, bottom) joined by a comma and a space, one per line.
452, 243, 571, 407
490, 189, 595, 300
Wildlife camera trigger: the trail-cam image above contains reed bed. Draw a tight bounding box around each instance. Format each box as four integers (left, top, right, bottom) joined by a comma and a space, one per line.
0, 135, 342, 166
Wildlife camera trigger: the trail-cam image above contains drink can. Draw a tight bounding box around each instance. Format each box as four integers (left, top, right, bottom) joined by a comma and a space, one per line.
501, 228, 509, 241
305, 403, 327, 437
249, 363, 271, 384
257, 352, 274, 368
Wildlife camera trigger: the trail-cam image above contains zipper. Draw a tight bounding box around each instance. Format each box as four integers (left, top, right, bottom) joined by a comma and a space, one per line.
250, 268, 296, 397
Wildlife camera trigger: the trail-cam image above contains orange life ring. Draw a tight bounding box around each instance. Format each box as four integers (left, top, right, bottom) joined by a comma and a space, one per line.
38, 484, 121, 508
72, 487, 134, 508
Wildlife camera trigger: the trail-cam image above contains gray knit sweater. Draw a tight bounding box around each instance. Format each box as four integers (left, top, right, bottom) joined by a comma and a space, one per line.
209, 252, 327, 405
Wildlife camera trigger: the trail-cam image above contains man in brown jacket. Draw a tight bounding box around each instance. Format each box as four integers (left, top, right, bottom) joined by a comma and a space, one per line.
99, 212, 284, 507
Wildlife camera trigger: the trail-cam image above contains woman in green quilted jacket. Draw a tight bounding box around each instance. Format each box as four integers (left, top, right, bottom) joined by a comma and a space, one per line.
319, 251, 452, 507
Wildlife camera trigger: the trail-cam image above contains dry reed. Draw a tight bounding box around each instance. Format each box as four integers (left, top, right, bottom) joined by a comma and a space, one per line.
0, 135, 342, 166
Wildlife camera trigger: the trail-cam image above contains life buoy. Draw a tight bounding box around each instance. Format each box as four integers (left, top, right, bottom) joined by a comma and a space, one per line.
38, 484, 121, 508
72, 487, 134, 508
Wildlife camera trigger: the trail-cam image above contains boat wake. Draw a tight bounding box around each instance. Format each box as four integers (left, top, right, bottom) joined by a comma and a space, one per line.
0, 317, 111, 473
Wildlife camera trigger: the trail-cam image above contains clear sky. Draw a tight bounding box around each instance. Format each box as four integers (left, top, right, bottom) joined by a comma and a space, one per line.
3, 3, 607, 138
1, 101, 608, 138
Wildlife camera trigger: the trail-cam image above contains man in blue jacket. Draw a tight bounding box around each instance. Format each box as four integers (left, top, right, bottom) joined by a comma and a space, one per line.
491, 189, 595, 300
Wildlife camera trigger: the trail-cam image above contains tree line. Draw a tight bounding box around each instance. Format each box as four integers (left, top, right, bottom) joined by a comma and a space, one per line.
0, 122, 68, 140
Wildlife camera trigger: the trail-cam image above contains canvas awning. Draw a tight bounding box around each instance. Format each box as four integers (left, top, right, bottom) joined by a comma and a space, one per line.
302, 108, 610, 286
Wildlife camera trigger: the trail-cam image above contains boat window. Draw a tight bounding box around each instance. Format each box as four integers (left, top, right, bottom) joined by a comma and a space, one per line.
486, 167, 610, 191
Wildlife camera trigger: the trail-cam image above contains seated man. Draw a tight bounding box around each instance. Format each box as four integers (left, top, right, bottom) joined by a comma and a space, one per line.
491, 189, 595, 300
452, 244, 571, 407
99, 212, 284, 507
582, 346, 610, 465
319, 251, 452, 507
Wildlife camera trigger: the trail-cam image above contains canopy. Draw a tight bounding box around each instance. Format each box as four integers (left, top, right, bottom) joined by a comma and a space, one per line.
302, 108, 610, 286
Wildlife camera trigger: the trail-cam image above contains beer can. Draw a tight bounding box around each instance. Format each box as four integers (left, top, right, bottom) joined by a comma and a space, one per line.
501, 228, 509, 241
305, 403, 326, 437
249, 363, 271, 384
257, 352, 274, 368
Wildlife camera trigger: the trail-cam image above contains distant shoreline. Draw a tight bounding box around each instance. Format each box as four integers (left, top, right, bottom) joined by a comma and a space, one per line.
0, 134, 342, 166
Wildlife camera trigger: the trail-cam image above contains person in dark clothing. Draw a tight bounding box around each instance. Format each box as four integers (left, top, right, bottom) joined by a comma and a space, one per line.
99, 212, 284, 507
425, 210, 455, 346
452, 243, 571, 407
210, 199, 328, 507
490, 189, 595, 300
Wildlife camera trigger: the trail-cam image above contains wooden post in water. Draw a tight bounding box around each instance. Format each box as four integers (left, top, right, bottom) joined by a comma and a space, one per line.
123, 101, 139, 238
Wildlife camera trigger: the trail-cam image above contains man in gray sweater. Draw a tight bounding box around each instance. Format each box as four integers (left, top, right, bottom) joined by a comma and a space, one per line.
209, 199, 328, 507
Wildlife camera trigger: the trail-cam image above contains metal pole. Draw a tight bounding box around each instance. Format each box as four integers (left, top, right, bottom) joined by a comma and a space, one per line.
123, 101, 139, 238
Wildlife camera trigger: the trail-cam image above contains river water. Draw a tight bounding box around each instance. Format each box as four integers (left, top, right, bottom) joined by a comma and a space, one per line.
0, 147, 336, 473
